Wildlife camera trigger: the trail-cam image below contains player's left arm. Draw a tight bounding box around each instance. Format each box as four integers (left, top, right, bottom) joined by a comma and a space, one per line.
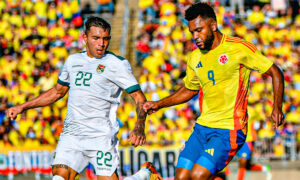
263, 63, 285, 129
128, 89, 147, 147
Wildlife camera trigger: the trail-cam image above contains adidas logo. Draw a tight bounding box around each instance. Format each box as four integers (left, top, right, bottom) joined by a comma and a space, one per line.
196, 61, 203, 68
205, 148, 214, 156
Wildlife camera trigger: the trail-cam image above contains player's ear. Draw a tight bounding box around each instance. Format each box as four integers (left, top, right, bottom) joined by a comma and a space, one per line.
211, 20, 217, 32
83, 31, 88, 43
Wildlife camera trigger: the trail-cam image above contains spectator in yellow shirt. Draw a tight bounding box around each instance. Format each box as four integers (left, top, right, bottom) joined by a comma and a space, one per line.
34, 0, 47, 20
10, 8, 22, 28
21, 0, 34, 14
247, 4, 265, 27
48, 2, 57, 25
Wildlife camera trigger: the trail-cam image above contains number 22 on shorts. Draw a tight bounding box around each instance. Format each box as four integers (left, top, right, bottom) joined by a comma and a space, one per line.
96, 150, 112, 167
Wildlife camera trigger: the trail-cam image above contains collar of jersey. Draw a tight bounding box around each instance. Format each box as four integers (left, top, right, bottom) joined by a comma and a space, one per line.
199, 34, 225, 55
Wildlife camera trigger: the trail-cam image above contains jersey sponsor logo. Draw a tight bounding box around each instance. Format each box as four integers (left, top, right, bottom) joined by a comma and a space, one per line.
96, 64, 106, 73
196, 61, 203, 68
218, 54, 228, 65
205, 148, 214, 156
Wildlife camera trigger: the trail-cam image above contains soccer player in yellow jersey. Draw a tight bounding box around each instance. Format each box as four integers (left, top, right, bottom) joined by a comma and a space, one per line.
143, 2, 285, 180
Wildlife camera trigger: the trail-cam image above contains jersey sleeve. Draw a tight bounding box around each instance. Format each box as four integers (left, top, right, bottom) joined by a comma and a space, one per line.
57, 57, 70, 87
183, 54, 201, 90
240, 44, 273, 74
111, 60, 141, 93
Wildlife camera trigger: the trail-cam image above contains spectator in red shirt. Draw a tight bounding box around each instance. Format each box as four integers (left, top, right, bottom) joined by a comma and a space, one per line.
135, 33, 151, 66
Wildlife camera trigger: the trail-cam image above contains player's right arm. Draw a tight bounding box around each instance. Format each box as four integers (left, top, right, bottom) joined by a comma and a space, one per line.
264, 64, 285, 129
7, 83, 69, 120
143, 86, 199, 114
239, 41, 285, 128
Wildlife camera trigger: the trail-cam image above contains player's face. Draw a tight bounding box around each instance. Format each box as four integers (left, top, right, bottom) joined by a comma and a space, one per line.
188, 16, 215, 51
84, 26, 111, 58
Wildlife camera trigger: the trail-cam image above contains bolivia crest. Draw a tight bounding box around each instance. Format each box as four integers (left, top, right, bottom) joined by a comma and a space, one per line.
218, 54, 228, 65
96, 64, 105, 73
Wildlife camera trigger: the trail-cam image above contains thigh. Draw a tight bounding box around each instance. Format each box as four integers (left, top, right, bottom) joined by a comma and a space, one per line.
97, 171, 119, 180
52, 164, 78, 180
191, 163, 214, 180
52, 135, 89, 174
175, 168, 192, 180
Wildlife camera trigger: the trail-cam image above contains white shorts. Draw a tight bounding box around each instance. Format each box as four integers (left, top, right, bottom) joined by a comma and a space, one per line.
52, 134, 119, 176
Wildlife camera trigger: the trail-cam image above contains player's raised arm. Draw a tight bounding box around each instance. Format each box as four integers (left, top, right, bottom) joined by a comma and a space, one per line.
128, 89, 147, 147
6, 83, 69, 120
263, 63, 285, 129
143, 86, 199, 115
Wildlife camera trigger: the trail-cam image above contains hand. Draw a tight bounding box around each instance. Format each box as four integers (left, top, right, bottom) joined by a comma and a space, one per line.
271, 107, 285, 129
6, 105, 23, 120
143, 101, 159, 115
129, 124, 146, 147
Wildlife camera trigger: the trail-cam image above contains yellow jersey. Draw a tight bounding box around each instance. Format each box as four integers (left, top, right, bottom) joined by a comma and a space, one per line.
184, 35, 273, 131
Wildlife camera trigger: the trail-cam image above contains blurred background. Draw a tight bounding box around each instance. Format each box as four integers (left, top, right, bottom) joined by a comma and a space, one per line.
0, 0, 299, 179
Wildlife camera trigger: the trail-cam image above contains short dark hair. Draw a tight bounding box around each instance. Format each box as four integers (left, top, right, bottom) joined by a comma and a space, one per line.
185, 2, 216, 22
84, 16, 111, 35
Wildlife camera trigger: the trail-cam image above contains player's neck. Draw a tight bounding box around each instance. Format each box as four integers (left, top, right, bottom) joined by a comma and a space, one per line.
86, 50, 94, 58
210, 31, 223, 50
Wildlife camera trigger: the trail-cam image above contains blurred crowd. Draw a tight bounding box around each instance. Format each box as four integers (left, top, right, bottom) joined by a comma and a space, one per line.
0, 0, 299, 159
0, 0, 84, 148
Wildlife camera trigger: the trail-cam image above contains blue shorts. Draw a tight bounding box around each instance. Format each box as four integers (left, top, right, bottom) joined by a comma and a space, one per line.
176, 123, 246, 175
237, 141, 253, 160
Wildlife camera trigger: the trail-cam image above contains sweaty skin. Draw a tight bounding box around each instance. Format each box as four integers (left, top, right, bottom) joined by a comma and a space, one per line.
83, 26, 111, 59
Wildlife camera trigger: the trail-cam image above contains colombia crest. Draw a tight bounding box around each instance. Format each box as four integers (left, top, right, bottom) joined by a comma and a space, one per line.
96, 64, 105, 73
218, 54, 228, 65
